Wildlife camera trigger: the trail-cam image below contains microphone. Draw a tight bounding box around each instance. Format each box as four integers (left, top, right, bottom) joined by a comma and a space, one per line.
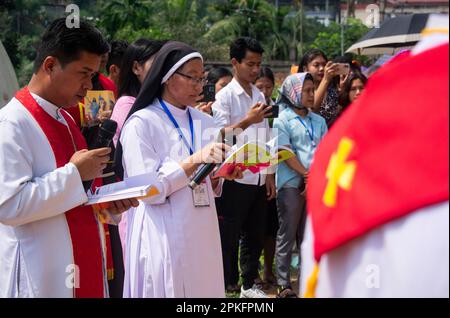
189, 163, 217, 189
83, 119, 118, 192
89, 119, 118, 150
189, 132, 236, 189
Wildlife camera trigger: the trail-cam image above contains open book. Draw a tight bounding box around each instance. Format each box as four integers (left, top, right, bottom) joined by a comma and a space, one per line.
212, 138, 296, 178
86, 172, 160, 205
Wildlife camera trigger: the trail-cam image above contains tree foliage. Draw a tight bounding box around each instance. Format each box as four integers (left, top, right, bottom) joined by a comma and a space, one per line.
1, 0, 370, 85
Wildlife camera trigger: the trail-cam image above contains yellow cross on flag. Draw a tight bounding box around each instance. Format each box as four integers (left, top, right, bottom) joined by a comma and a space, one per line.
323, 137, 357, 208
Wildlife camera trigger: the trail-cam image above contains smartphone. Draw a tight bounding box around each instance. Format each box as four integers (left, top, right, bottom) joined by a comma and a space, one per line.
335, 63, 350, 75
265, 104, 279, 118
200, 83, 216, 102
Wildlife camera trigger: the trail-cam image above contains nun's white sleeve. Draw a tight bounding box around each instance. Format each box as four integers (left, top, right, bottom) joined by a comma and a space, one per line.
120, 116, 189, 205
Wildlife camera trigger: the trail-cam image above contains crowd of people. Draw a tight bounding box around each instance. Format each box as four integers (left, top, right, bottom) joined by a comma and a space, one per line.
0, 15, 448, 298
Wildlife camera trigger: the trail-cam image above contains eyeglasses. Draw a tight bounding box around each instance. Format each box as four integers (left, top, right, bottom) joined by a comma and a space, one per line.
175, 71, 207, 85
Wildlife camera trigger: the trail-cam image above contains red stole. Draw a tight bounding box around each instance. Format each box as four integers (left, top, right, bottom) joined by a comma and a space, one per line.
307, 43, 449, 261
15, 87, 105, 297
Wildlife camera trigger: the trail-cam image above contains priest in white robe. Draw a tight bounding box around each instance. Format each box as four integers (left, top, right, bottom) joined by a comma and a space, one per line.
117, 41, 243, 298
0, 18, 138, 298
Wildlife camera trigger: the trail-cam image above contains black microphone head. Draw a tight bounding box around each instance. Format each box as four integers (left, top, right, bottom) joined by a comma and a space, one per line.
99, 119, 118, 139
91, 119, 118, 149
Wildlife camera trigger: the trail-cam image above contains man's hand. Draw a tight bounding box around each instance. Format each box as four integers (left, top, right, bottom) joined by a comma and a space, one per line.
70, 148, 111, 181
245, 102, 272, 125
107, 198, 140, 215
265, 173, 276, 200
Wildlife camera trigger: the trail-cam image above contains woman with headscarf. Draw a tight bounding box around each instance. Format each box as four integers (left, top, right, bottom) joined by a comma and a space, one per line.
116, 41, 242, 298
272, 73, 328, 298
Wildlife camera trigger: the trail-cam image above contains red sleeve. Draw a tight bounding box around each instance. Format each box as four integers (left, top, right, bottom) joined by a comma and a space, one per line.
98, 74, 118, 100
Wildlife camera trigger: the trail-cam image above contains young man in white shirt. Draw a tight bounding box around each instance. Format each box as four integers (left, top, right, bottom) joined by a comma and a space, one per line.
213, 37, 276, 298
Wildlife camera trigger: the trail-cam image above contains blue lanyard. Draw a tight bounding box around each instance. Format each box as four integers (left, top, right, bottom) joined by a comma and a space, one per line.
297, 115, 316, 147
159, 98, 194, 155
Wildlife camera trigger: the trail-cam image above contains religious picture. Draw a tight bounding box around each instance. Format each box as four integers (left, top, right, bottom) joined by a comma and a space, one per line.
84, 90, 116, 126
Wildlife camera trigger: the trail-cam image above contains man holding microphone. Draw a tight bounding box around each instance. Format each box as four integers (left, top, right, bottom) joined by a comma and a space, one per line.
0, 18, 138, 298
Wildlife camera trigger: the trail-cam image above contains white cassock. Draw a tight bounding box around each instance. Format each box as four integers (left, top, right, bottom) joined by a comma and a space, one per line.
0, 95, 107, 297
300, 202, 449, 298
120, 99, 225, 298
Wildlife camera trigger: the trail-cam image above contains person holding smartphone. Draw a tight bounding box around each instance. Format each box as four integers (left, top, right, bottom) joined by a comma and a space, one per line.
299, 49, 340, 127
212, 37, 275, 298
196, 67, 233, 115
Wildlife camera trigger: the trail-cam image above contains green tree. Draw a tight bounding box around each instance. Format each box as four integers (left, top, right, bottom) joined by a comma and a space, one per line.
309, 17, 369, 61
98, 0, 154, 39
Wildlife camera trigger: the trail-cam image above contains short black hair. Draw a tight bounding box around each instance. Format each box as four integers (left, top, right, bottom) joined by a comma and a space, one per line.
256, 66, 274, 85
33, 18, 110, 74
230, 37, 264, 63
106, 40, 129, 74
206, 66, 232, 84
299, 49, 328, 72
118, 38, 167, 98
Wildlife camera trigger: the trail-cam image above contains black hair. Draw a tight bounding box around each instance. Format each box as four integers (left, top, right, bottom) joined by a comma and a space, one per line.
339, 70, 368, 110
106, 40, 129, 74
299, 49, 328, 72
206, 67, 232, 84
256, 66, 275, 85
230, 37, 264, 63
118, 38, 167, 98
304, 72, 314, 83
33, 18, 110, 74
204, 65, 213, 74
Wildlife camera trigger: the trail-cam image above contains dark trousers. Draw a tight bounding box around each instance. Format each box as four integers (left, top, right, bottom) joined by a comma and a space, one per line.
215, 180, 268, 288
275, 187, 307, 287
107, 224, 124, 298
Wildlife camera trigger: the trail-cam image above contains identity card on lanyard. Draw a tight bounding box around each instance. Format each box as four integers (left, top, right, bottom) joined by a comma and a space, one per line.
159, 98, 210, 207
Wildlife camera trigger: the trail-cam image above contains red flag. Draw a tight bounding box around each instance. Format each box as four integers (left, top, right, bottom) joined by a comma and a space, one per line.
307, 43, 449, 262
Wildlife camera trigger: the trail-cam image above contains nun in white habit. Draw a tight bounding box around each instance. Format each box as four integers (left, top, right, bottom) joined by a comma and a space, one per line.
116, 41, 242, 298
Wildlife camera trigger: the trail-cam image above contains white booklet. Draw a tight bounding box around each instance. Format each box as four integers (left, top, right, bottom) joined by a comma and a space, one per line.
86, 172, 161, 205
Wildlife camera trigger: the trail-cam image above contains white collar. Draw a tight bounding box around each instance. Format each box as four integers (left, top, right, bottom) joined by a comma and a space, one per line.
161, 99, 189, 117
229, 77, 257, 96
30, 92, 66, 123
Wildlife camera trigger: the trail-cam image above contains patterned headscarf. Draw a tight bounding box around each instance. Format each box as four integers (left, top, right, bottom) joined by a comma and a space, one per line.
276, 72, 310, 109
